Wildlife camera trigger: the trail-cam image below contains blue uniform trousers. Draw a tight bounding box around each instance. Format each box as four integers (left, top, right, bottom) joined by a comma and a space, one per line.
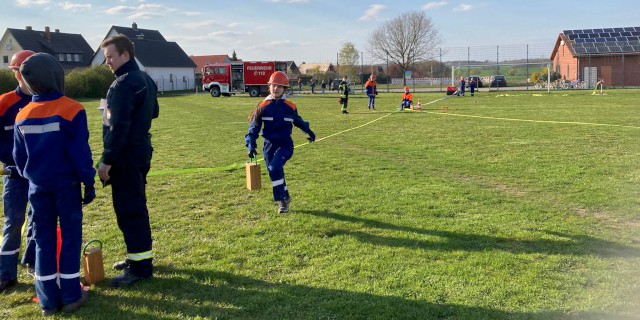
263, 140, 293, 201
29, 183, 82, 311
111, 162, 153, 277
368, 95, 376, 108
0, 174, 35, 281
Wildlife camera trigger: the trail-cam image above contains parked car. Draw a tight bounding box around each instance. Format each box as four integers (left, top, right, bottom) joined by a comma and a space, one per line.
330, 79, 341, 91
490, 75, 507, 87
467, 75, 483, 88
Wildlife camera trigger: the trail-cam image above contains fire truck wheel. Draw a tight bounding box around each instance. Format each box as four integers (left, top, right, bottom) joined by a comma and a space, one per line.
210, 86, 221, 97
249, 87, 260, 97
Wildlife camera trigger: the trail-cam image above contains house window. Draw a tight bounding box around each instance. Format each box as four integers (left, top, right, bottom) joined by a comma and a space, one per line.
66, 54, 72, 61
2, 56, 8, 64
59, 54, 65, 61
74, 54, 81, 62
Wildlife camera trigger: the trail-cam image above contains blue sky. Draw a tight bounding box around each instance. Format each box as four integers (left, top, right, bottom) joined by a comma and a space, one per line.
3, 0, 638, 64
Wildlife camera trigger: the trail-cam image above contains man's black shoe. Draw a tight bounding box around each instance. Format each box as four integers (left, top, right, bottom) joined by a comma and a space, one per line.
111, 268, 151, 288
113, 259, 130, 270
0, 279, 17, 292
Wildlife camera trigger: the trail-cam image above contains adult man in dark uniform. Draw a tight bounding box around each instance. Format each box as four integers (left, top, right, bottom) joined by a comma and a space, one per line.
98, 34, 159, 287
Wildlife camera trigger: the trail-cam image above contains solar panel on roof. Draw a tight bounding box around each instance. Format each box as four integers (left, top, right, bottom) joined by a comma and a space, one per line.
621, 45, 633, 52
568, 34, 578, 40
589, 33, 599, 38
631, 31, 640, 36
632, 45, 640, 51
583, 29, 594, 33
564, 30, 573, 35
594, 28, 604, 33
624, 27, 636, 32
598, 33, 609, 37
574, 30, 584, 34
575, 47, 587, 54
616, 36, 626, 41
603, 28, 614, 32
595, 37, 606, 42
621, 32, 631, 36
614, 28, 624, 32
585, 38, 596, 43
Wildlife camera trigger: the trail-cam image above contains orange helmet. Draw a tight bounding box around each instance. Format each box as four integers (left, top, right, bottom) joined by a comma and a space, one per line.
268, 71, 289, 87
404, 86, 409, 93
9, 50, 36, 70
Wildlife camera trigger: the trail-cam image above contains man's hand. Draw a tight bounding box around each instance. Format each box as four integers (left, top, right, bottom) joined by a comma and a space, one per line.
98, 163, 111, 182
248, 149, 257, 159
83, 184, 96, 205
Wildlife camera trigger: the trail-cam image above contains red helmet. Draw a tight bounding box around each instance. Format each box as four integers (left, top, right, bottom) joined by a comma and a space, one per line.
404, 86, 409, 93
370, 74, 376, 80
9, 50, 36, 70
268, 71, 289, 86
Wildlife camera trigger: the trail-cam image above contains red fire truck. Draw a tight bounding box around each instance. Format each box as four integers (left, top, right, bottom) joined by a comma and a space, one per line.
202, 61, 288, 97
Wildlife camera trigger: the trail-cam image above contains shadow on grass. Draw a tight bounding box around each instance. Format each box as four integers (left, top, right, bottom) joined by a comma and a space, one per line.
72, 265, 638, 320
300, 210, 640, 258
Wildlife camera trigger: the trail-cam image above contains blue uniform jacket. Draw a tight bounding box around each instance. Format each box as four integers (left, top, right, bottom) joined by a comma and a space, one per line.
365, 80, 378, 96
0, 87, 31, 165
13, 92, 95, 190
245, 96, 313, 150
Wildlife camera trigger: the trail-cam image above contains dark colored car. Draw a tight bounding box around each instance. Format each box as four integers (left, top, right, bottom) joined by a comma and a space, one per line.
330, 79, 342, 91
490, 75, 507, 87
467, 75, 483, 88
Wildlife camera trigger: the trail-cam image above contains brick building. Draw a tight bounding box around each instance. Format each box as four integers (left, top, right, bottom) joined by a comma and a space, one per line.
551, 27, 640, 87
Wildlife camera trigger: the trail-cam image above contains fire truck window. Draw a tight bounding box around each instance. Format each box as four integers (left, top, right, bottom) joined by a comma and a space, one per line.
218, 67, 226, 74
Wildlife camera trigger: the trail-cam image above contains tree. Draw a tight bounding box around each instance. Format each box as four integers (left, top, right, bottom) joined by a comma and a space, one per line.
368, 10, 442, 85
231, 50, 238, 61
338, 42, 359, 82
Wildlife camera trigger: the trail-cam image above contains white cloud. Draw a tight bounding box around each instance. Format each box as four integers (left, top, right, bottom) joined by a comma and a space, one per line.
128, 12, 164, 19
106, 3, 198, 19
57, 1, 91, 11
16, 0, 50, 6
359, 4, 385, 21
105, 5, 130, 14
453, 4, 473, 11
423, 1, 448, 10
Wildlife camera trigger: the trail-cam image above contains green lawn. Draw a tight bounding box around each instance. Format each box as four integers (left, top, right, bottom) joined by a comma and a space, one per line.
2, 89, 639, 319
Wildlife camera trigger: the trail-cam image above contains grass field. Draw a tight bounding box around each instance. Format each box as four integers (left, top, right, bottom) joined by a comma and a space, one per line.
1, 89, 639, 319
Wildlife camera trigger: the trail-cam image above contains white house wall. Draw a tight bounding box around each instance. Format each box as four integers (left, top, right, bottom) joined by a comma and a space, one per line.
145, 67, 196, 91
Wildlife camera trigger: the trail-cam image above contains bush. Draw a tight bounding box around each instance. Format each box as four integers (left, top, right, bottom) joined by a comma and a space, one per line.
0, 69, 18, 93
65, 65, 113, 99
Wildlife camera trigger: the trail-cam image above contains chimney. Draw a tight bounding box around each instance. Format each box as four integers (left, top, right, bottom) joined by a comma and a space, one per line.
45, 26, 50, 40
132, 22, 138, 31
55, 29, 60, 33
26, 26, 32, 31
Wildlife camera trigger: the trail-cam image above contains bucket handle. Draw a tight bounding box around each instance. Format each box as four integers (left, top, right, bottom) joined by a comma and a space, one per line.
83, 239, 102, 254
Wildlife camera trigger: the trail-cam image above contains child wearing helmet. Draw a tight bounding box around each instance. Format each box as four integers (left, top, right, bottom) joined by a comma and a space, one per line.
365, 74, 378, 110
245, 71, 316, 213
399, 86, 413, 111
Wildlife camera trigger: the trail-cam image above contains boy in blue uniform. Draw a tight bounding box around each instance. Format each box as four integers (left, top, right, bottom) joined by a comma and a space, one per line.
14, 52, 96, 316
0, 50, 36, 292
245, 71, 315, 213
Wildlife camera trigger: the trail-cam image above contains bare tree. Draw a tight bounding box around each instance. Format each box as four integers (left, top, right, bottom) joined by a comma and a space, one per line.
338, 42, 360, 82
368, 11, 442, 85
